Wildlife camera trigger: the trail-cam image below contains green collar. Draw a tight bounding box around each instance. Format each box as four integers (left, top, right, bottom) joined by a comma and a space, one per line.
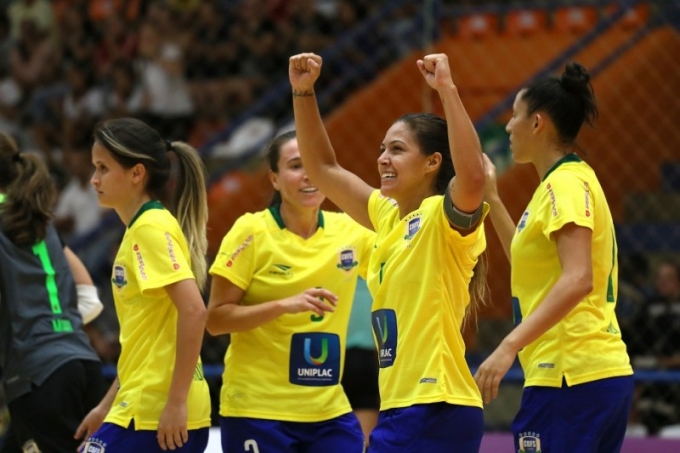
129, 200, 164, 227
542, 153, 582, 181
268, 204, 324, 230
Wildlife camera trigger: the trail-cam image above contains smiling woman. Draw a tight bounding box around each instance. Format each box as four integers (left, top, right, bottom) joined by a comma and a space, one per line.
289, 51, 488, 452
205, 130, 375, 453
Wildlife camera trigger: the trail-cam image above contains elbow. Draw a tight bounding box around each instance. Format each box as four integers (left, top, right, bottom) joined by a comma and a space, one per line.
573, 271, 593, 300
205, 310, 225, 336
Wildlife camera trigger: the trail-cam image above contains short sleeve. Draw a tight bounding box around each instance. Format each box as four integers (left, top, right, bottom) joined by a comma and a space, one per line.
368, 189, 397, 232
128, 223, 194, 294
209, 214, 257, 291
542, 172, 594, 238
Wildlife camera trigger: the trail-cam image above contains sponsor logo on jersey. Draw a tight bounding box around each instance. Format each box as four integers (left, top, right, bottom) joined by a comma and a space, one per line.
226, 234, 253, 267
584, 181, 591, 217
336, 247, 358, 272
518, 432, 542, 453
133, 244, 147, 280
546, 183, 557, 217
164, 232, 180, 270
112, 265, 127, 288
289, 333, 340, 386
372, 309, 398, 368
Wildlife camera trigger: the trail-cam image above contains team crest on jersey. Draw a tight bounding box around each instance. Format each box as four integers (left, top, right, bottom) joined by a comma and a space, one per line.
518, 432, 542, 453
517, 210, 530, 233
21, 440, 40, 453
82, 440, 106, 453
336, 247, 358, 272
403, 214, 422, 240
111, 265, 127, 288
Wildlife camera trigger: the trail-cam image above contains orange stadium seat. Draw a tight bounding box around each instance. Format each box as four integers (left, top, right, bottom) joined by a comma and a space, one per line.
605, 3, 650, 29
457, 12, 499, 39
554, 6, 598, 34
505, 9, 548, 37
206, 168, 272, 257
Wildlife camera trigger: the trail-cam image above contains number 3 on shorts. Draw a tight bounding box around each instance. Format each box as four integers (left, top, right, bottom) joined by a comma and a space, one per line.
244, 439, 260, 453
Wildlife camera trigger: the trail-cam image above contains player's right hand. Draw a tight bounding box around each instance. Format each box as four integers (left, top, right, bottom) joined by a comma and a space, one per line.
280, 287, 338, 316
74, 405, 107, 451
289, 53, 323, 93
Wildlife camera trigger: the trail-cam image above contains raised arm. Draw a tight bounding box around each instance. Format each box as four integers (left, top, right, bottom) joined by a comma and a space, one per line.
417, 54, 485, 215
206, 275, 338, 335
481, 154, 515, 261
289, 53, 375, 230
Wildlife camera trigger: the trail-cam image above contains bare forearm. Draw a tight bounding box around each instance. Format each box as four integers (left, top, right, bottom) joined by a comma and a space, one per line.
206, 300, 286, 335
485, 194, 515, 261
502, 273, 592, 353
168, 308, 207, 405
292, 90, 338, 176
98, 377, 119, 412
439, 85, 485, 204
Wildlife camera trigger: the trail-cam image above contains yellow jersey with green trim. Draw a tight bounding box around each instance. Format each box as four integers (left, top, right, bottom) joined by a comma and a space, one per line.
209, 206, 374, 422
511, 154, 632, 388
106, 202, 211, 430
367, 190, 488, 411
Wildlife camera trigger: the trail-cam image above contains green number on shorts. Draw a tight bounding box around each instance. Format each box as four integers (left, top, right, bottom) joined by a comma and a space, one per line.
32, 241, 72, 332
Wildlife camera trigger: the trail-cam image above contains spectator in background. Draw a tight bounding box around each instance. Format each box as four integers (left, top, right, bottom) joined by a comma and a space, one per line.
7, 0, 57, 43
10, 19, 60, 95
105, 61, 144, 119
93, 13, 138, 81
138, 23, 194, 140
54, 140, 106, 242
627, 260, 680, 434
616, 252, 651, 331
62, 64, 106, 146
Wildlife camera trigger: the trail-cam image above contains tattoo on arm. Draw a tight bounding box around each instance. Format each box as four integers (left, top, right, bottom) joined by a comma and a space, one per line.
292, 89, 315, 98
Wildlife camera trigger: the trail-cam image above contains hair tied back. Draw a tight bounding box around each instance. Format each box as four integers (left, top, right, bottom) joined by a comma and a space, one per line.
561, 62, 590, 92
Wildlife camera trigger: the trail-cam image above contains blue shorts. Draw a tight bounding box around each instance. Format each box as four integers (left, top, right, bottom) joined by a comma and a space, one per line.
82, 421, 209, 453
220, 412, 363, 453
512, 375, 634, 453
368, 403, 483, 453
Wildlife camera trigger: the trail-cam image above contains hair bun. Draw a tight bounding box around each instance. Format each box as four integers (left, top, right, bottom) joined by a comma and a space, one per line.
561, 62, 590, 92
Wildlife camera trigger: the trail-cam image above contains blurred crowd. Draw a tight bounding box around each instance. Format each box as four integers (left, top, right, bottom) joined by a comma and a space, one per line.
0, 0, 377, 169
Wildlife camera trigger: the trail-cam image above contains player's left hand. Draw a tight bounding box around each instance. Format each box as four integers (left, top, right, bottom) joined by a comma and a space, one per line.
157, 401, 188, 450
473, 342, 517, 404
417, 53, 455, 91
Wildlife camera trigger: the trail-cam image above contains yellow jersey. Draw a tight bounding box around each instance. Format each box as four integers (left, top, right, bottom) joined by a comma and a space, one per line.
511, 154, 632, 387
107, 201, 211, 430
367, 190, 488, 411
209, 206, 374, 422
